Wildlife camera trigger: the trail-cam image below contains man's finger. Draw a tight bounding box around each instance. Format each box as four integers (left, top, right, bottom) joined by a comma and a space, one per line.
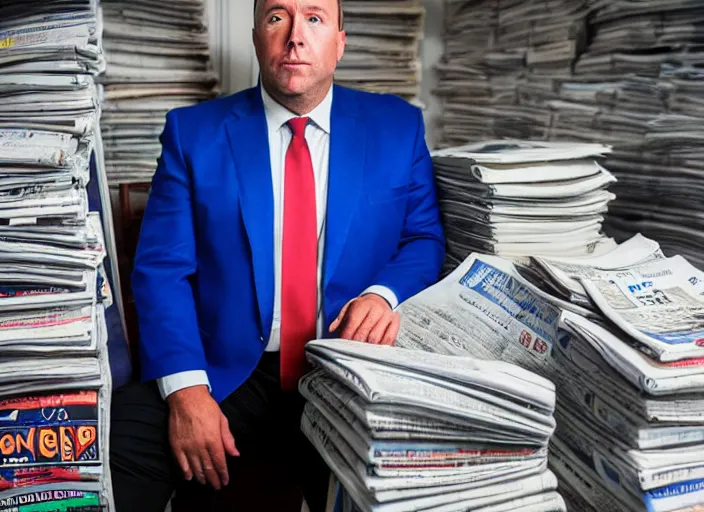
329, 299, 353, 332
339, 302, 371, 339
359, 309, 389, 344
201, 449, 222, 490
221, 413, 239, 459
187, 450, 205, 485
350, 306, 382, 342
174, 449, 192, 481
381, 312, 401, 345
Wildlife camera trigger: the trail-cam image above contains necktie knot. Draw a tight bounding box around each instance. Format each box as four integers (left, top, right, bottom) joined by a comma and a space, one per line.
288, 117, 309, 138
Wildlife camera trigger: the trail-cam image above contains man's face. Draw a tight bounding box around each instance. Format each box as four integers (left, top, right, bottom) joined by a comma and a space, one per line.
253, 0, 346, 99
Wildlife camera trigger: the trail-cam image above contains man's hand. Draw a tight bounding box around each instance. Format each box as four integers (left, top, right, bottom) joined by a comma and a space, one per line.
167, 385, 239, 490
329, 293, 400, 345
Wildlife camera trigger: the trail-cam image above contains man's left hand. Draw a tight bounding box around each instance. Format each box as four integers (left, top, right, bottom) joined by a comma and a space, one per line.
329, 294, 400, 345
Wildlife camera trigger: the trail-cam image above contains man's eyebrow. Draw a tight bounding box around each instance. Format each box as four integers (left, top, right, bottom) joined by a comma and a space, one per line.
264, 4, 287, 15
261, 3, 331, 20
305, 5, 330, 15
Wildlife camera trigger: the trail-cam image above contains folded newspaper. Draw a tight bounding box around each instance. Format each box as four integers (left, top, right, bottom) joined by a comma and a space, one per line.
300, 339, 565, 511
0, 0, 115, 510
388, 243, 704, 511
431, 140, 619, 276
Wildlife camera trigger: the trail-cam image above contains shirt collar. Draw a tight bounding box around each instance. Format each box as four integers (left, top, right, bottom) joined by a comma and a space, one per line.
260, 82, 333, 135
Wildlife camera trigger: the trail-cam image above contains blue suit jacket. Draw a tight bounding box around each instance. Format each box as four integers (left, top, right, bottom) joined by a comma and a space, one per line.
132, 84, 445, 402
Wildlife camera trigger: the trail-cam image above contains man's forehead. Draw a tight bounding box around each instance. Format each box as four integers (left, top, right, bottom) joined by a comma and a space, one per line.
254, 0, 343, 29
255, 0, 338, 12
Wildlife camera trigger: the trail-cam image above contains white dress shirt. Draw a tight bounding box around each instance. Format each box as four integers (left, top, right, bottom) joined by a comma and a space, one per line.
157, 84, 398, 399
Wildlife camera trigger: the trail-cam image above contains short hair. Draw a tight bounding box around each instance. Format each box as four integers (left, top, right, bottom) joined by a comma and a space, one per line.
253, 0, 344, 30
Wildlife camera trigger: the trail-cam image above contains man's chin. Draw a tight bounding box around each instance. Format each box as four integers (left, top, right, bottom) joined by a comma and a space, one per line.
276, 76, 315, 96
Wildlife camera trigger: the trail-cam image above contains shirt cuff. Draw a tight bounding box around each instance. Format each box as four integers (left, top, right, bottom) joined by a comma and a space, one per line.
157, 370, 211, 400
361, 285, 399, 310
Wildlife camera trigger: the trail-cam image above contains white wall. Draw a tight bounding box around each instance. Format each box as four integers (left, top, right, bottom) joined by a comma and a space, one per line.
206, 0, 444, 147
418, 0, 445, 149
207, 0, 258, 95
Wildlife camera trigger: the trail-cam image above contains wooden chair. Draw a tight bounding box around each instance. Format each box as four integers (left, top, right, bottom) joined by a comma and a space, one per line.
115, 182, 151, 378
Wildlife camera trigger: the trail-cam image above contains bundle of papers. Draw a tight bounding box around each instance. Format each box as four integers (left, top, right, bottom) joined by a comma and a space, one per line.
431, 140, 618, 274
98, 0, 218, 185
336, 0, 424, 103
0, 1, 115, 509
300, 339, 564, 512
391, 238, 704, 511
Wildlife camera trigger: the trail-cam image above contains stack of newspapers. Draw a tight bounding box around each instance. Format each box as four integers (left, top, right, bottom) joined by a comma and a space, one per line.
98, 0, 218, 185
522, 237, 704, 511
434, 0, 704, 269
564, 0, 704, 271
392, 236, 704, 511
431, 140, 618, 274
0, 0, 115, 510
300, 339, 565, 512
435, 0, 589, 146
337, 0, 424, 103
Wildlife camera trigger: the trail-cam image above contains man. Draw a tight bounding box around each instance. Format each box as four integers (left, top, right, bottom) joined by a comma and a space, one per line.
109, 0, 445, 510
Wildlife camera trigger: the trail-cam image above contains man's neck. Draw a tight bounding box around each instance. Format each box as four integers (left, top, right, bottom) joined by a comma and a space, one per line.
262, 80, 331, 116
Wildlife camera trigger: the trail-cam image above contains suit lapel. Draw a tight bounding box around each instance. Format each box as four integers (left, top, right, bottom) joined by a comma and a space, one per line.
224, 89, 274, 338
324, 86, 365, 291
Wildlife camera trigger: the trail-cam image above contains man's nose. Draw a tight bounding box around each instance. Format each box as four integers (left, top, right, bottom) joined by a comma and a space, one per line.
287, 14, 305, 48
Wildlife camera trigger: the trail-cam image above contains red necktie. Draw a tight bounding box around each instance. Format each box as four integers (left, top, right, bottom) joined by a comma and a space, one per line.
280, 117, 318, 391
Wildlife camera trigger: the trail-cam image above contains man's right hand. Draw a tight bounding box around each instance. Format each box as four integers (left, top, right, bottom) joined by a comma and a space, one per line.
166, 385, 239, 490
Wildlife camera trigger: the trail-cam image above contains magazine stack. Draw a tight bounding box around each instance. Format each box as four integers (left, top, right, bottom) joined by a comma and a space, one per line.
0, 0, 115, 510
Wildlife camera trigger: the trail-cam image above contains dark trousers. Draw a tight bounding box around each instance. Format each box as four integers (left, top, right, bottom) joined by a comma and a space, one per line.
109, 353, 330, 512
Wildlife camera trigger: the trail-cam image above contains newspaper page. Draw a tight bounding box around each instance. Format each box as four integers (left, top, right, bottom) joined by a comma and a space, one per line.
305, 339, 555, 414
395, 253, 562, 380
580, 255, 704, 362
530, 233, 665, 302
562, 311, 704, 396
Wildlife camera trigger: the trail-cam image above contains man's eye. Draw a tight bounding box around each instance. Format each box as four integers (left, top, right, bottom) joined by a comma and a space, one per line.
308, 16, 320, 23
269, 15, 282, 22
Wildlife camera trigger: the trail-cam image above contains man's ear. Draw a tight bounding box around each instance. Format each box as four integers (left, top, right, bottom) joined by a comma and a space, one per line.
337, 30, 347, 63
252, 28, 260, 60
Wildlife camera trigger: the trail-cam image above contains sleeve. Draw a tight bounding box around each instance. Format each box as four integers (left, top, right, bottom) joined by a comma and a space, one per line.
367, 107, 446, 304
157, 370, 211, 400
360, 285, 399, 310
131, 109, 209, 382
